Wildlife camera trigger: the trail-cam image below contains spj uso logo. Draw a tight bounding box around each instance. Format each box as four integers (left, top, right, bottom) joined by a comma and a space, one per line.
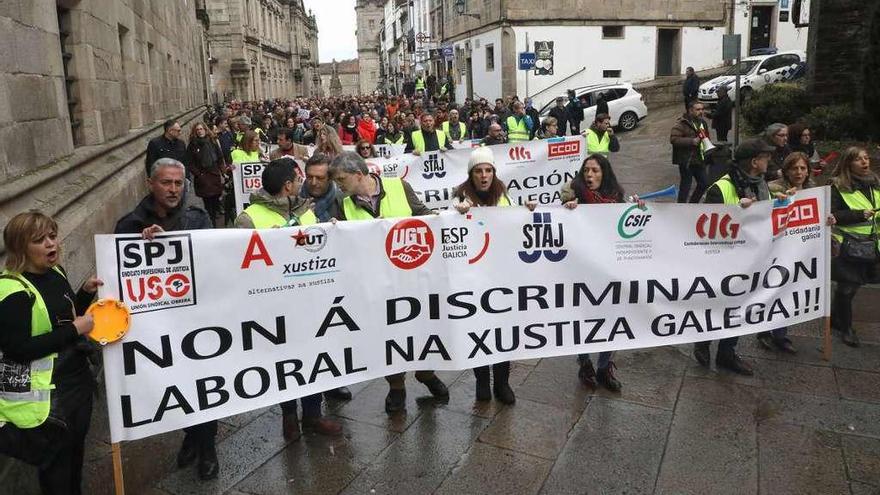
386, 218, 435, 269
518, 212, 567, 263
116, 234, 196, 314
421, 153, 446, 179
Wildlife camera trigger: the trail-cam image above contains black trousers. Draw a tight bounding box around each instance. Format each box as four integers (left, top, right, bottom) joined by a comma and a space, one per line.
677, 162, 709, 203
182, 420, 218, 447
832, 282, 860, 333
38, 395, 93, 495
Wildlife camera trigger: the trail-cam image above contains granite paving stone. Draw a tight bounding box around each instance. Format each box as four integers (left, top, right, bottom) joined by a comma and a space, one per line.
434, 442, 553, 495
338, 408, 490, 494
655, 398, 758, 495
842, 435, 880, 487
234, 417, 399, 495
478, 398, 581, 460
540, 398, 672, 495
757, 422, 849, 495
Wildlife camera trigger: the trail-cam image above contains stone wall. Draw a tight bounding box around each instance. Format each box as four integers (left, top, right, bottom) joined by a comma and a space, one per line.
355, 0, 383, 94
0, 0, 210, 286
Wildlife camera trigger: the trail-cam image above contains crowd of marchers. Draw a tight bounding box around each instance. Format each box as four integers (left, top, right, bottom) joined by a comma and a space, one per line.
1, 81, 877, 493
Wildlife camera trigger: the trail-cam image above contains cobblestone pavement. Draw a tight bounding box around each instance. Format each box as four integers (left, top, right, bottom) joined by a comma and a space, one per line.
4, 105, 879, 495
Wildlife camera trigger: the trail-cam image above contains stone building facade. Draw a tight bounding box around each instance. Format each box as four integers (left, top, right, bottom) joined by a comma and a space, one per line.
0, 0, 210, 286
205, 0, 320, 101
355, 0, 384, 94
320, 59, 361, 97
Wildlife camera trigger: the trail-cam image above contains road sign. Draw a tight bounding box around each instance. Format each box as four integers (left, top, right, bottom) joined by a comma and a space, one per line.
416, 32, 429, 44
442, 45, 454, 59
518, 52, 536, 70
722, 34, 741, 62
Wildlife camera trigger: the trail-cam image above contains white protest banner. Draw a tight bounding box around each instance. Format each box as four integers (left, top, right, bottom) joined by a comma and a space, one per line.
342, 143, 406, 158
231, 157, 305, 215
95, 187, 830, 441
231, 161, 267, 214
363, 137, 586, 210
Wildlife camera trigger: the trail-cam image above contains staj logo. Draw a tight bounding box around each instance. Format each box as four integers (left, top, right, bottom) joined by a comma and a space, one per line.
617, 205, 652, 239
116, 234, 196, 314
772, 197, 820, 235
696, 213, 740, 239
548, 140, 581, 158
509, 146, 532, 161
518, 212, 567, 263
386, 219, 435, 269
421, 153, 446, 179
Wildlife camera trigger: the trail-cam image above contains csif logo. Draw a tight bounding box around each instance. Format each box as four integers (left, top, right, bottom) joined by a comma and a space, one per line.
421, 153, 446, 179
548, 140, 580, 158
518, 212, 567, 263
696, 213, 740, 239
291, 226, 328, 253
772, 198, 820, 235
617, 205, 652, 239
385, 219, 435, 269
508, 146, 532, 161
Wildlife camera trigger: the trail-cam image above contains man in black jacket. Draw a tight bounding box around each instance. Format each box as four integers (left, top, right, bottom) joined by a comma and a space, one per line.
709, 87, 733, 142
548, 97, 569, 136
566, 91, 583, 135
114, 158, 218, 480
145, 120, 187, 178
682, 67, 700, 109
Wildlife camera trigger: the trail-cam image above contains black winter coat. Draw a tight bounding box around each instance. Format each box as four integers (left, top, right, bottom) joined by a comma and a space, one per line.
115, 193, 213, 234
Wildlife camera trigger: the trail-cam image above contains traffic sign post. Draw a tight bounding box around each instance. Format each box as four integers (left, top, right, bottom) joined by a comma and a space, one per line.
518, 52, 536, 70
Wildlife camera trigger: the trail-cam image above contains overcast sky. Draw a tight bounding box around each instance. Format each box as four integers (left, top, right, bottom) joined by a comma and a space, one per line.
302, 0, 358, 63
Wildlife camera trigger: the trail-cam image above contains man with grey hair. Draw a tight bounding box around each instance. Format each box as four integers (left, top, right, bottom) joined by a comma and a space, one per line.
114, 157, 216, 479
329, 151, 448, 414
763, 123, 791, 181
695, 138, 778, 375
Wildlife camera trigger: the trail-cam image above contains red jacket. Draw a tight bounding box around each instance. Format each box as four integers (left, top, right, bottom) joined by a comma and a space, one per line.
357, 119, 377, 144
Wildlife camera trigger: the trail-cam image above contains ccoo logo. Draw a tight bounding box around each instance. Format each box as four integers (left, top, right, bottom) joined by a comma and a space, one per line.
509, 146, 532, 161
385, 219, 435, 269
518, 212, 567, 263
772, 198, 820, 235
696, 213, 740, 239
548, 140, 580, 158
421, 153, 446, 179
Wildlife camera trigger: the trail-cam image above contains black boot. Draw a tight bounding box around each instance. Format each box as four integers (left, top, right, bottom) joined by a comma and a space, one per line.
176, 433, 198, 468
596, 361, 622, 392
841, 327, 861, 347
197, 441, 219, 481
577, 355, 597, 389
473, 366, 491, 401
693, 342, 711, 367
385, 388, 406, 413
492, 362, 515, 405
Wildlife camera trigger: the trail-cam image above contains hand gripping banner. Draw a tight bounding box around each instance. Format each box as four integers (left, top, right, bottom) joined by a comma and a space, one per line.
95, 187, 830, 441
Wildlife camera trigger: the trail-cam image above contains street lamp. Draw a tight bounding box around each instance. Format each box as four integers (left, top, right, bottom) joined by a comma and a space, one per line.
454, 0, 481, 19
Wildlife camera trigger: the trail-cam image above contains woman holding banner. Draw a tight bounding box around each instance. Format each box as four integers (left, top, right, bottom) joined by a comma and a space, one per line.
0, 212, 102, 494
451, 147, 520, 404
757, 151, 821, 354
561, 154, 642, 392
356, 139, 377, 159
830, 147, 879, 347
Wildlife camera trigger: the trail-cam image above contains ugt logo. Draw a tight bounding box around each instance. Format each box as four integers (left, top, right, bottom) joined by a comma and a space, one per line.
385, 218, 435, 269
696, 213, 740, 239
421, 153, 446, 179
518, 212, 567, 263
509, 146, 532, 161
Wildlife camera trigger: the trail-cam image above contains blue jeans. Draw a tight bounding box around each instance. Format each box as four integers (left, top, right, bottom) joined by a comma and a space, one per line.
677, 162, 708, 203
578, 352, 612, 370
280, 393, 322, 418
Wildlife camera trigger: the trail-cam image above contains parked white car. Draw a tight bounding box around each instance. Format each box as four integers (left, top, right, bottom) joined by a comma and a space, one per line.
698, 50, 807, 107
538, 83, 648, 132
